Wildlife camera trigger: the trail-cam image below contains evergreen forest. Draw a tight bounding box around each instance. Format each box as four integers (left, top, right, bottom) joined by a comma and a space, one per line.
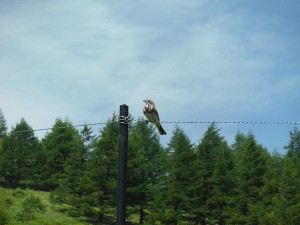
0, 109, 300, 224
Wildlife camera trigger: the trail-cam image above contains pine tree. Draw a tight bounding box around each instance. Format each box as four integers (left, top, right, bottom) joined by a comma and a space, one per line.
0, 109, 7, 184
66, 124, 96, 216
42, 118, 82, 190
285, 127, 300, 160
84, 117, 119, 223
264, 128, 300, 224
0, 109, 7, 138
127, 119, 167, 224
232, 132, 270, 224
257, 155, 300, 224
0, 118, 40, 187
80, 124, 95, 163
258, 151, 294, 224
192, 123, 236, 225
162, 126, 195, 224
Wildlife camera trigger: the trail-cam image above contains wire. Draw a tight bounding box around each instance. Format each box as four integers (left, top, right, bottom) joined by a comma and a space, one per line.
161, 121, 300, 125
5, 122, 107, 135
37, 122, 107, 132
5, 120, 299, 135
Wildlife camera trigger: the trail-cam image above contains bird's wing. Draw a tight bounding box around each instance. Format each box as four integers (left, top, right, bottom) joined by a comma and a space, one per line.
153, 107, 160, 121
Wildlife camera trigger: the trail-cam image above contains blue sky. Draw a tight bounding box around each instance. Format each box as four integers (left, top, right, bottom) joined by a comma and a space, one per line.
1, 0, 299, 153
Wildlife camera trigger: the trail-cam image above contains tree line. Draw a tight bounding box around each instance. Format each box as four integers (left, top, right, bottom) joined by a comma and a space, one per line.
0, 109, 300, 224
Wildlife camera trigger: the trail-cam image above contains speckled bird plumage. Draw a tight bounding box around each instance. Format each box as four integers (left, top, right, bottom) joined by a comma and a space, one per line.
143, 100, 167, 135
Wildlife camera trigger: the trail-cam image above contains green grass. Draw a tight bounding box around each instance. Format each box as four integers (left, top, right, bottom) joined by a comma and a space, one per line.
0, 187, 89, 225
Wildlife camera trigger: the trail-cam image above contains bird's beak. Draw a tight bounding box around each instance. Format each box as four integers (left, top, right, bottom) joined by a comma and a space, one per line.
143, 100, 147, 103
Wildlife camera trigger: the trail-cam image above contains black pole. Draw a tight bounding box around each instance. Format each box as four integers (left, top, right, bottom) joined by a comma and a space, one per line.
117, 104, 128, 225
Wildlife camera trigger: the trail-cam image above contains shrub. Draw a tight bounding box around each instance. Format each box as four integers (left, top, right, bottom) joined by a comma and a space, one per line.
4, 198, 13, 206
17, 194, 46, 221
0, 207, 9, 225
12, 189, 25, 198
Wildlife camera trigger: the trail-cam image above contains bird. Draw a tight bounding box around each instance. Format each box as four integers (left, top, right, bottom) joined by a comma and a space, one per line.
143, 99, 167, 135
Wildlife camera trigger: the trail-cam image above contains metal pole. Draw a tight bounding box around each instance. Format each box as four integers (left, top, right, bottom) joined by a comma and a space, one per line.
117, 104, 128, 225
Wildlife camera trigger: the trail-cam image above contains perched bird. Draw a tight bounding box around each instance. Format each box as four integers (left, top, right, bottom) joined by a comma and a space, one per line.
143, 100, 167, 135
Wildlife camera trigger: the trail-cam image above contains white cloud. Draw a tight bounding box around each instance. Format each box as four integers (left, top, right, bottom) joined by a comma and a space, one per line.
0, 0, 299, 151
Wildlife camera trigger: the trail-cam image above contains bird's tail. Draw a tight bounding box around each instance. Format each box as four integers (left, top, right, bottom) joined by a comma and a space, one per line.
157, 123, 167, 135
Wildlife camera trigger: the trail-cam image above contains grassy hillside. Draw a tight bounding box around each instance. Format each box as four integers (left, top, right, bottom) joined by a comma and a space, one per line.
0, 187, 89, 225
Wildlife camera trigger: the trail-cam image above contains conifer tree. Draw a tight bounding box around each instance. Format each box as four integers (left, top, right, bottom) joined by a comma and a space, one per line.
264, 128, 300, 224
0, 118, 40, 187
0, 109, 7, 183
192, 123, 236, 224
232, 132, 270, 224
66, 124, 96, 216
0, 109, 7, 138
257, 152, 300, 224
127, 119, 167, 224
80, 124, 95, 163
285, 127, 300, 160
162, 126, 195, 224
42, 119, 82, 190
84, 117, 119, 223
